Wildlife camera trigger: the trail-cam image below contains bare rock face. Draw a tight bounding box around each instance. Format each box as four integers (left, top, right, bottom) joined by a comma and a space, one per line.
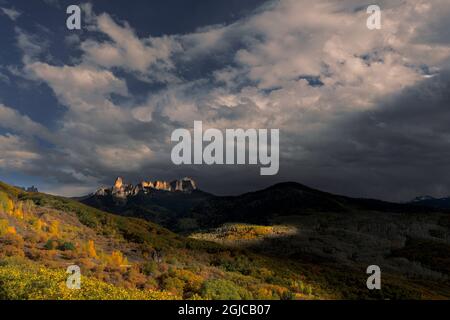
27, 186, 39, 193
95, 188, 109, 196
141, 181, 154, 188
170, 177, 196, 192
114, 177, 123, 189
153, 181, 171, 191
93, 176, 198, 200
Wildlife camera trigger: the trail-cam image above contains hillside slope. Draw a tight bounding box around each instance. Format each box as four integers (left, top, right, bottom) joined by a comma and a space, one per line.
190, 182, 442, 228
81, 189, 212, 232
2, 180, 448, 299
78, 182, 439, 234
410, 196, 450, 210
82, 182, 441, 232
0, 181, 331, 300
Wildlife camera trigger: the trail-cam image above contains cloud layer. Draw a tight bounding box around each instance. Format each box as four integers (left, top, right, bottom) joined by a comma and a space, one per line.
1, 0, 450, 200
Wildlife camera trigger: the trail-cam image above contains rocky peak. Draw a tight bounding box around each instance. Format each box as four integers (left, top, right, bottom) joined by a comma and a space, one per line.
94, 176, 198, 199
140, 181, 154, 188
171, 177, 196, 192
154, 181, 171, 191
114, 177, 123, 189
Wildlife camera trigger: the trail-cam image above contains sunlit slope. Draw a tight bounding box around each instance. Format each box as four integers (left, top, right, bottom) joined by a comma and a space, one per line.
0, 181, 327, 300
1, 180, 448, 300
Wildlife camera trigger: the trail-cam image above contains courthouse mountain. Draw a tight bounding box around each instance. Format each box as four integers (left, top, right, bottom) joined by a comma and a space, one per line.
81, 177, 211, 231
94, 177, 198, 198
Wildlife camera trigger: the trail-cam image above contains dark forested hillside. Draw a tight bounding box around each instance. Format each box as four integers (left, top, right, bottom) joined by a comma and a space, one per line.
2, 180, 449, 300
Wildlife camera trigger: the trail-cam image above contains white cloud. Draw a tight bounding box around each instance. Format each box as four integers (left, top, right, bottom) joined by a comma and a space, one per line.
81, 13, 181, 81
27, 62, 128, 112
0, 104, 53, 141
64, 34, 81, 47
15, 27, 48, 64
0, 134, 40, 170
1, 7, 21, 21
4, 0, 450, 198
0, 71, 10, 84
95, 144, 154, 171
158, 0, 450, 134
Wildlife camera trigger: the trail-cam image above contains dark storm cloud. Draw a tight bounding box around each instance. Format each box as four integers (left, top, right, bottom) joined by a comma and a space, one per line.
285, 71, 450, 201
1, 0, 450, 199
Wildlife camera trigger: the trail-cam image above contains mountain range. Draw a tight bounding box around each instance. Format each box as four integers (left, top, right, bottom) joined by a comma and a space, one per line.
81, 177, 211, 231
95, 177, 198, 198
80, 178, 443, 232
410, 195, 450, 209
1, 178, 449, 299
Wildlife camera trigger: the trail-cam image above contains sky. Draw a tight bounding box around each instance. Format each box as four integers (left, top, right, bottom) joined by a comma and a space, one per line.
0, 0, 450, 201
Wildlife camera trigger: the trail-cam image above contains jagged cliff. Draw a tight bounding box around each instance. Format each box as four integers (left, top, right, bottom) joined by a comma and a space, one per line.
95, 177, 197, 198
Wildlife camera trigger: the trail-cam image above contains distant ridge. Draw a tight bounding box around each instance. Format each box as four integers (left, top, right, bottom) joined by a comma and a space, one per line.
79, 179, 445, 233
94, 176, 197, 199
410, 195, 450, 210
189, 181, 444, 228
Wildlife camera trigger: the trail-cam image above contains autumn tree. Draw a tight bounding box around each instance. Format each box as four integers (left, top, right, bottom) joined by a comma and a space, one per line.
109, 250, 128, 267
86, 240, 97, 258
0, 219, 16, 236
32, 219, 44, 233
13, 201, 24, 219
22, 200, 35, 214
0, 192, 13, 215
49, 220, 59, 236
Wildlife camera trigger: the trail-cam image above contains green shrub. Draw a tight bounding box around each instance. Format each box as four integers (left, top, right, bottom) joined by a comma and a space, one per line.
161, 276, 185, 296
201, 279, 252, 300
44, 239, 57, 250
57, 242, 75, 251
142, 261, 158, 276
45, 240, 75, 251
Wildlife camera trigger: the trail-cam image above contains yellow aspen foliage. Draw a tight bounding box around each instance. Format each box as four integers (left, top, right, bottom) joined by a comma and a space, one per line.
6, 200, 14, 215
257, 287, 274, 300
33, 219, 44, 233
0, 220, 17, 236
13, 202, 24, 219
0, 192, 14, 214
6, 226, 16, 235
109, 250, 128, 267
0, 264, 179, 300
22, 200, 35, 214
4, 200, 14, 216
87, 240, 97, 258
0, 219, 10, 236
49, 220, 59, 236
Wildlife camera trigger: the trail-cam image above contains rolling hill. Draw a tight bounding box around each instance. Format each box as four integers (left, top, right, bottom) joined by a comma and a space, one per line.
410, 196, 450, 210
0, 180, 334, 300
78, 180, 450, 299
81, 181, 442, 231
1, 180, 449, 299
